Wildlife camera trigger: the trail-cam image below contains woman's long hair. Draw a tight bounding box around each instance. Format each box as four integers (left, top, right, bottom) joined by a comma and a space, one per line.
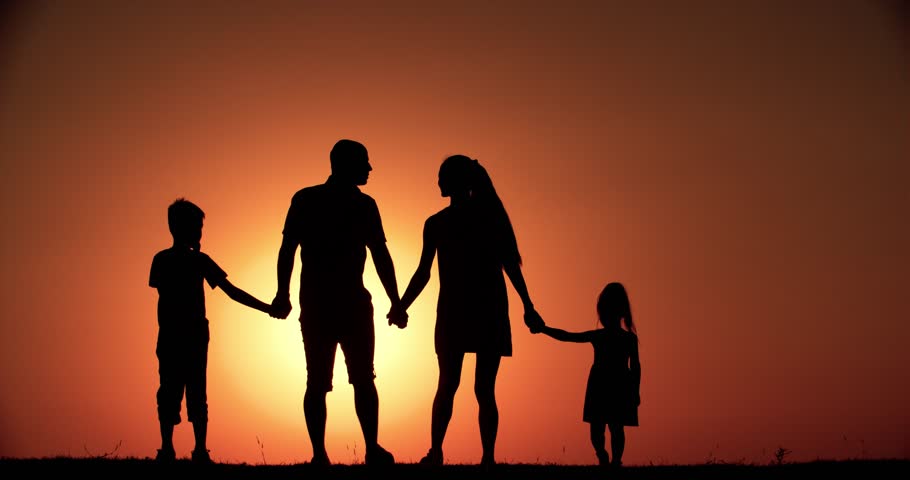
439, 155, 522, 266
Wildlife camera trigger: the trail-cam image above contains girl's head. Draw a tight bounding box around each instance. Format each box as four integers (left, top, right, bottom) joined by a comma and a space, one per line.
437, 154, 522, 265
597, 282, 636, 333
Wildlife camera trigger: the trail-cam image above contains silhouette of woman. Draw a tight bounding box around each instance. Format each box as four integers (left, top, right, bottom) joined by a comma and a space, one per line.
390, 155, 543, 466
538, 282, 641, 467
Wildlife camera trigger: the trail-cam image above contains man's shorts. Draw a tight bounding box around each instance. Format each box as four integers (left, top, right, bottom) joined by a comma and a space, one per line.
299, 301, 376, 392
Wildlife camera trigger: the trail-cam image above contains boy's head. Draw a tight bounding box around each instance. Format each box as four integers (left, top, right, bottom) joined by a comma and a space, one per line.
168, 198, 204, 250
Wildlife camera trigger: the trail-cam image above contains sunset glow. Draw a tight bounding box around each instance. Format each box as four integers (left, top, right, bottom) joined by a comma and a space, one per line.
1, 0, 908, 466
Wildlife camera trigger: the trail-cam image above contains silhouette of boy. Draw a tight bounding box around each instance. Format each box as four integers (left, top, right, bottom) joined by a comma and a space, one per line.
149, 198, 275, 463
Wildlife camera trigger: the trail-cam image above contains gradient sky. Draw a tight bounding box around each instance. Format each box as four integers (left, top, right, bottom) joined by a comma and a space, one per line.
1, 0, 908, 466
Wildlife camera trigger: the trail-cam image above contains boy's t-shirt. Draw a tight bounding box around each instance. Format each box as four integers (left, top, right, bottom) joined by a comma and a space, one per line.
149, 247, 227, 335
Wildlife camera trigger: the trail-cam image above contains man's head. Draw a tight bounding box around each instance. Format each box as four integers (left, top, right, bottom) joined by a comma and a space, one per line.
330, 139, 372, 185
168, 198, 204, 250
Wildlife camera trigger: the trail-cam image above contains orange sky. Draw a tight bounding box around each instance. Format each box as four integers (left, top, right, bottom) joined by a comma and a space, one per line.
1, 0, 908, 466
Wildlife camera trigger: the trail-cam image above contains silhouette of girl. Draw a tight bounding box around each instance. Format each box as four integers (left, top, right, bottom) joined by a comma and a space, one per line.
539, 282, 641, 467
392, 155, 542, 466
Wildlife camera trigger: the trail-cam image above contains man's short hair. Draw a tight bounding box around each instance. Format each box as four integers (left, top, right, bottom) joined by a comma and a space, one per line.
330, 139, 367, 172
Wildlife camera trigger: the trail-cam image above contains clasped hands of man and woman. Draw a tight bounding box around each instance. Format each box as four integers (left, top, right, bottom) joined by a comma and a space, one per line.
269, 296, 545, 333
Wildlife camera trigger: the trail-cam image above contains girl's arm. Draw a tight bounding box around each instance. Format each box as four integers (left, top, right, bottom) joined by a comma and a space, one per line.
540, 325, 596, 343
218, 279, 272, 315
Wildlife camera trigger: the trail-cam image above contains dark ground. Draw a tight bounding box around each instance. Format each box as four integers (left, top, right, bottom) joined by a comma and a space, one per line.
1, 457, 908, 479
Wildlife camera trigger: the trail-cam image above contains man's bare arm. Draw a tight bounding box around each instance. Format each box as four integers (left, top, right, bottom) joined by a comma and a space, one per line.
272, 235, 297, 318
369, 241, 401, 309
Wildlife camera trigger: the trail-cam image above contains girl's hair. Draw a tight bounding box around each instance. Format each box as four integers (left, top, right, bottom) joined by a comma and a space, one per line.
597, 282, 636, 334
439, 155, 522, 265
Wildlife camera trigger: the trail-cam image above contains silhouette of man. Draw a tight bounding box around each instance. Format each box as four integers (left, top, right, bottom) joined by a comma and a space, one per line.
271, 139, 405, 466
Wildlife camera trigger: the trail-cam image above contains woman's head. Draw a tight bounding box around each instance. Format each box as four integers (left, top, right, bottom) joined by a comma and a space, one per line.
597, 282, 635, 333
437, 154, 522, 265
438, 154, 475, 198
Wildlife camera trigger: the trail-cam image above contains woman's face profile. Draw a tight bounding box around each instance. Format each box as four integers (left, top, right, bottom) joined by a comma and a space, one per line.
438, 159, 470, 198
438, 171, 453, 197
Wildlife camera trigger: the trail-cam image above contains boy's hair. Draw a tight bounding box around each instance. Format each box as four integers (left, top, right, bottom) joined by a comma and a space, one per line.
167, 198, 205, 238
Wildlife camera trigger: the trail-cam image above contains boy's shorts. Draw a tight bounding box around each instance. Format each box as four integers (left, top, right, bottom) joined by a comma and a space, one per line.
156, 330, 209, 425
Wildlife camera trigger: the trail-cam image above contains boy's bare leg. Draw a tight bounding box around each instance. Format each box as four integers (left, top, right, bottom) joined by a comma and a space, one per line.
193, 421, 207, 452
156, 421, 177, 461
189, 421, 213, 463
160, 421, 175, 451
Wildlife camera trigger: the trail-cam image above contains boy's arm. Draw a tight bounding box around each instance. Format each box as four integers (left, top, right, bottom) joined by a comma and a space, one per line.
540, 325, 594, 343
217, 278, 272, 315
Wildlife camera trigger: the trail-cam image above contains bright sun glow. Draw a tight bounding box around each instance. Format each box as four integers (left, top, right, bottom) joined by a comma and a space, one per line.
210, 240, 439, 458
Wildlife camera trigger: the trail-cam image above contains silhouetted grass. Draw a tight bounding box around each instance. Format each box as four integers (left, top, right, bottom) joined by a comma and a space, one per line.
0, 457, 907, 479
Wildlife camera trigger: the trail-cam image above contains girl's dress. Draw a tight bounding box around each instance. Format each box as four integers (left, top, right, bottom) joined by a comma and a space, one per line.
583, 327, 639, 426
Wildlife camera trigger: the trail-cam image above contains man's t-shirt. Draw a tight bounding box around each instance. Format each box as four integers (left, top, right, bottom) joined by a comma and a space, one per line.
282, 177, 386, 313
149, 247, 227, 336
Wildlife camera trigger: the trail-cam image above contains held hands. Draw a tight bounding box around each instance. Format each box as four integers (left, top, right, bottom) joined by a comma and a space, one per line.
270, 294, 292, 320
387, 304, 408, 329
523, 308, 545, 334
